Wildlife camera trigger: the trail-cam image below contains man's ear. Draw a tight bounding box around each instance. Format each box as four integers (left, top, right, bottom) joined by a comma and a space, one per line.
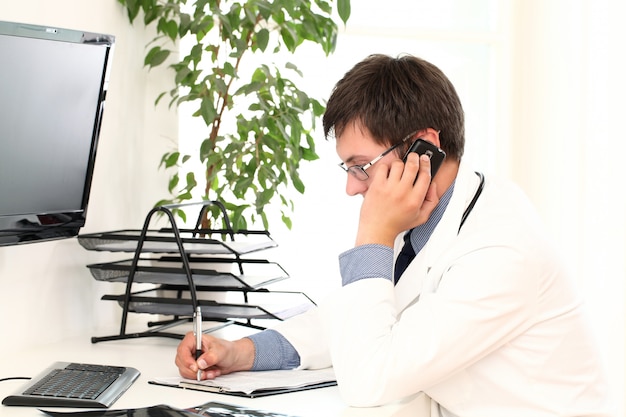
418, 128, 442, 148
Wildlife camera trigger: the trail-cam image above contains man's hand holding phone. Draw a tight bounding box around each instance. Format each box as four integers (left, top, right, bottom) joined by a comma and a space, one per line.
356, 149, 439, 248
402, 139, 446, 180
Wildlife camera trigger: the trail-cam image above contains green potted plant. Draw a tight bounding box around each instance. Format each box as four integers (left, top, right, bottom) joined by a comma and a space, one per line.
117, 0, 351, 230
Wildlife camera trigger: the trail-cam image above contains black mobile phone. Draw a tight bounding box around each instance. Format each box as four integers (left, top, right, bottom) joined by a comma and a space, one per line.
402, 139, 446, 180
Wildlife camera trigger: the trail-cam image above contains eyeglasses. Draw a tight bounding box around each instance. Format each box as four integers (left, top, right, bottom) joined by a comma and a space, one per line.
338, 131, 418, 181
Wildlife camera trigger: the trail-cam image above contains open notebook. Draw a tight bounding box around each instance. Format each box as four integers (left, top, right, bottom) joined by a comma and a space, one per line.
149, 368, 336, 398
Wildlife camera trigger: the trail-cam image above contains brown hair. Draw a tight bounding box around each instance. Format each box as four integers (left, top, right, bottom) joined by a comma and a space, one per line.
323, 54, 465, 160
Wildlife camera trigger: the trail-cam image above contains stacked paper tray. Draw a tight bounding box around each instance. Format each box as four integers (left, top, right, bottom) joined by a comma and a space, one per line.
77, 229, 278, 255
87, 258, 288, 290
102, 293, 315, 321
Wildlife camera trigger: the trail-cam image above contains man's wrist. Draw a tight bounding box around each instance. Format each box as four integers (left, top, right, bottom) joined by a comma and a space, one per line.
355, 227, 396, 247
233, 337, 256, 371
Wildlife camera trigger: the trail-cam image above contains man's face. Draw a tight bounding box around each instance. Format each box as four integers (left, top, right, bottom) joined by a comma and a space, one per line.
335, 124, 398, 197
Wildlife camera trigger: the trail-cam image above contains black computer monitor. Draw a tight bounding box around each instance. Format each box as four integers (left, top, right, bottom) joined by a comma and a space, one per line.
0, 20, 115, 246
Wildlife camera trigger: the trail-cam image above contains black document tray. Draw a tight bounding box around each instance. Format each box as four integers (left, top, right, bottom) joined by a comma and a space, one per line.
87, 258, 288, 290
101, 292, 314, 321
77, 229, 277, 255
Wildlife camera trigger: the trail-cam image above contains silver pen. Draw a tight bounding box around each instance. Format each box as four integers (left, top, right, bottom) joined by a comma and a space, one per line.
194, 306, 202, 381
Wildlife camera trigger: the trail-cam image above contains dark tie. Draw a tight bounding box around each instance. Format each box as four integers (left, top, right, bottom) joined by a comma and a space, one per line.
394, 230, 415, 283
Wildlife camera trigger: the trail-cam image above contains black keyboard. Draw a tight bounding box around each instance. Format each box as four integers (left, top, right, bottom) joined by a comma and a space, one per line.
2, 361, 140, 408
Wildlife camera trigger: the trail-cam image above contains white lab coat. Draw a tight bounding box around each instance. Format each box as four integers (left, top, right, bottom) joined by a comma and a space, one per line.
273, 163, 614, 417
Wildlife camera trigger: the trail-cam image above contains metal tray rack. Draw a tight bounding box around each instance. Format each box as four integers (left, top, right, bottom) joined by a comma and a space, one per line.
78, 201, 314, 343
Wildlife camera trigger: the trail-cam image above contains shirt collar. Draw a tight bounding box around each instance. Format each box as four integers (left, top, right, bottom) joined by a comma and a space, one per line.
410, 181, 455, 255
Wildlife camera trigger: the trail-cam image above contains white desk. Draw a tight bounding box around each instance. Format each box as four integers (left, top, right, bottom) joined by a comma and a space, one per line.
0, 329, 430, 417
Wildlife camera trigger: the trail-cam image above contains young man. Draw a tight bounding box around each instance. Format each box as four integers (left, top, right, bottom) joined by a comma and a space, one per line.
175, 54, 613, 416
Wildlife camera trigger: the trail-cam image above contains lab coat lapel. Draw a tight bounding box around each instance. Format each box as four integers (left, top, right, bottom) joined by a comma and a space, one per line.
394, 163, 478, 311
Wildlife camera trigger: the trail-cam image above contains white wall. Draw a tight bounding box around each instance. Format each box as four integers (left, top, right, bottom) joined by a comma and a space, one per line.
0, 1, 177, 355
509, 1, 625, 410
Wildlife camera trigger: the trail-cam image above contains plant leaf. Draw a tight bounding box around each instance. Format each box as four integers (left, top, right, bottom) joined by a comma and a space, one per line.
256, 28, 270, 52
337, 0, 351, 24
144, 46, 170, 68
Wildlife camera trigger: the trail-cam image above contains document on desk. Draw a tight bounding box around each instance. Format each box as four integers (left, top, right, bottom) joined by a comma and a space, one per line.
149, 368, 337, 398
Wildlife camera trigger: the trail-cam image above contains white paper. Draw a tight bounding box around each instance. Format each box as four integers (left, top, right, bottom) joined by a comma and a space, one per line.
153, 368, 336, 395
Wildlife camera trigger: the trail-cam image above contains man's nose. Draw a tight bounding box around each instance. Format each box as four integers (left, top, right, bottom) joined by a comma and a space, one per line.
345, 174, 368, 196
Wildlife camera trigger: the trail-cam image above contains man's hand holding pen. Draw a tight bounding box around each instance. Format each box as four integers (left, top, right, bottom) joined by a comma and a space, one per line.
176, 325, 257, 381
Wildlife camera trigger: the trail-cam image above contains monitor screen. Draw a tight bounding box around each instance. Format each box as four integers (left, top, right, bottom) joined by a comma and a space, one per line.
0, 21, 115, 246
